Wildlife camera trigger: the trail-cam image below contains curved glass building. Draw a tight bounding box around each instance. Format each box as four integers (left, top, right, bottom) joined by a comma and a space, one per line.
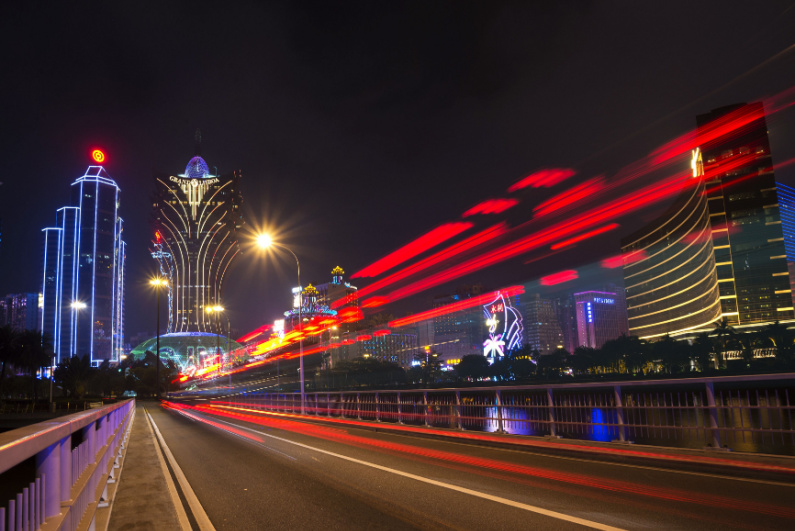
621, 149, 722, 339
151, 142, 244, 334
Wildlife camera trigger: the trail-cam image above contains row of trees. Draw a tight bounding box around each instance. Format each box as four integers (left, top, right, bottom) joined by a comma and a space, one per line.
0, 326, 55, 400
311, 320, 795, 390
0, 324, 177, 401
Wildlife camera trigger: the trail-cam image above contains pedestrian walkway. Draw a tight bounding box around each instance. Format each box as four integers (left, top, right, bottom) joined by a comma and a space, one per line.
106, 403, 188, 530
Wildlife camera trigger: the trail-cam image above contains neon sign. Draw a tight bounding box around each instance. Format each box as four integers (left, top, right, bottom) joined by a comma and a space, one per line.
482, 290, 523, 363
593, 297, 614, 304
91, 149, 105, 163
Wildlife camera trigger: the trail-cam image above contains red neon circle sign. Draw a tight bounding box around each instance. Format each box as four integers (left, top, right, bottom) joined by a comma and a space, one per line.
91, 149, 105, 163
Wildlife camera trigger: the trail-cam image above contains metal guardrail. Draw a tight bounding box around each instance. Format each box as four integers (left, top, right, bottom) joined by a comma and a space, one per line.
0, 399, 134, 531
227, 374, 795, 454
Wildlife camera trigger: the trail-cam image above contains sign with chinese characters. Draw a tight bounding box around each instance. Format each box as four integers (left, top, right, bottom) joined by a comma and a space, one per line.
593, 297, 614, 304
482, 291, 523, 363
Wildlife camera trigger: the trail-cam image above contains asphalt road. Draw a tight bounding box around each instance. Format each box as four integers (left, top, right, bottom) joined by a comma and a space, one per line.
147, 401, 795, 530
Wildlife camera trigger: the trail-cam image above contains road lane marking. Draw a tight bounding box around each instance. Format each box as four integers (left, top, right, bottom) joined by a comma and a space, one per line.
183, 410, 625, 531
148, 410, 216, 531
218, 404, 795, 488
143, 408, 192, 531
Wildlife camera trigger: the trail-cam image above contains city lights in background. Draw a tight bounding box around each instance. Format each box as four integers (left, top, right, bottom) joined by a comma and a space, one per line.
185, 86, 795, 387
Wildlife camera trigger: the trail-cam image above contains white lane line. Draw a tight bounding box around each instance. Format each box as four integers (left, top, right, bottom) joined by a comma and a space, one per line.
184, 410, 625, 531
143, 408, 192, 531
148, 411, 216, 531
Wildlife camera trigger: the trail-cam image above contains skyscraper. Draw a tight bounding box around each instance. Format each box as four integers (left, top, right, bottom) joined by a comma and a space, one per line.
523, 294, 564, 354
621, 102, 794, 339
41, 165, 125, 365
622, 149, 722, 339
697, 103, 793, 327
574, 291, 626, 349
0, 293, 40, 331
151, 144, 243, 333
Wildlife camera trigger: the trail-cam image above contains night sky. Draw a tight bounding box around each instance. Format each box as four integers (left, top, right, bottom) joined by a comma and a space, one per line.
1, 1, 795, 341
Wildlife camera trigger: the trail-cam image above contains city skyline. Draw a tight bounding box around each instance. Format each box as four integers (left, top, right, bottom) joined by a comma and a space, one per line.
1, 2, 795, 339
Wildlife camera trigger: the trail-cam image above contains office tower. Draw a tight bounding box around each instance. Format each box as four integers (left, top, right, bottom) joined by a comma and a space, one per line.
621, 103, 794, 339
0, 293, 40, 331
151, 144, 244, 333
41, 165, 125, 365
524, 293, 564, 354
431, 284, 485, 360
697, 103, 793, 327
574, 291, 625, 349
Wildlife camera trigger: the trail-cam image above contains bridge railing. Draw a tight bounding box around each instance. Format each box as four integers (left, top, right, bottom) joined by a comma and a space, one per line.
0, 399, 134, 531
230, 374, 795, 454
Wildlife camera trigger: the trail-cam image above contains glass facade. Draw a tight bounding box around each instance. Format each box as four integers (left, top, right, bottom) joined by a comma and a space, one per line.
697, 103, 794, 326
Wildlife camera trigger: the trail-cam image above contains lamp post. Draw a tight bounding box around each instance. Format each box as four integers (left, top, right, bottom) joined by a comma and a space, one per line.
150, 278, 168, 400
256, 234, 305, 414
205, 305, 226, 394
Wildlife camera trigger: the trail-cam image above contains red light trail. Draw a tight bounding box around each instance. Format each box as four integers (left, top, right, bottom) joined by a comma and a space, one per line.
165, 402, 795, 520
462, 198, 520, 217
539, 270, 579, 286
550, 223, 620, 251
389, 286, 524, 328
352, 222, 474, 279
507, 168, 576, 192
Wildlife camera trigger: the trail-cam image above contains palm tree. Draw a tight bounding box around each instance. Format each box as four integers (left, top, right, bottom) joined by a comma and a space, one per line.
691, 332, 714, 372
760, 321, 794, 365
710, 317, 736, 369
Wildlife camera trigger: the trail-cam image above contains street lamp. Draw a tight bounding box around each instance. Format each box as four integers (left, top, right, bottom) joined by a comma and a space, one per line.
150, 277, 168, 400
205, 305, 226, 392
256, 233, 305, 414
71, 300, 87, 357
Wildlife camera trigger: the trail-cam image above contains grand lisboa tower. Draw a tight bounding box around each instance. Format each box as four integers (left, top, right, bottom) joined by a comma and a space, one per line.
151, 136, 244, 342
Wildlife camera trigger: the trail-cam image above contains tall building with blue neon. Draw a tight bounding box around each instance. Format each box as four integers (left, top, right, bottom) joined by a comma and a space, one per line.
40, 162, 126, 365
151, 134, 244, 338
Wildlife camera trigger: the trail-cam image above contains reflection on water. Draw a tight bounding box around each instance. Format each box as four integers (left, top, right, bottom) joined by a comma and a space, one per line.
478, 402, 794, 454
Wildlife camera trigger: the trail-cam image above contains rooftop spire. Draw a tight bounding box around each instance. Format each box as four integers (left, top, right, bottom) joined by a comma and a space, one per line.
194, 129, 202, 156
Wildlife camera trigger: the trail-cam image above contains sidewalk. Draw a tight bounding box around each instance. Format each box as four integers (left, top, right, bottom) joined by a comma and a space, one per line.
107, 403, 186, 530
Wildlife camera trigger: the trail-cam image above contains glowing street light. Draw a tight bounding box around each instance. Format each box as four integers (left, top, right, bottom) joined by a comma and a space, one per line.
150, 277, 168, 399
205, 305, 225, 375
256, 233, 305, 414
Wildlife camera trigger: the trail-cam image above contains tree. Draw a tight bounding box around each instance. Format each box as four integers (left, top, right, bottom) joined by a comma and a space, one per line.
760, 321, 794, 365
456, 354, 490, 381
331, 356, 406, 388
506, 345, 538, 380
17, 330, 54, 401
413, 350, 443, 386
652, 335, 690, 374
710, 317, 736, 369
54, 355, 93, 398
571, 346, 597, 375
691, 332, 714, 372
0, 325, 21, 398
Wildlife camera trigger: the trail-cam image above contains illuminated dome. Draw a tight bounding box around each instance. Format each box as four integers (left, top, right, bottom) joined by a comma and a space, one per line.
130, 332, 243, 369
184, 156, 211, 179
